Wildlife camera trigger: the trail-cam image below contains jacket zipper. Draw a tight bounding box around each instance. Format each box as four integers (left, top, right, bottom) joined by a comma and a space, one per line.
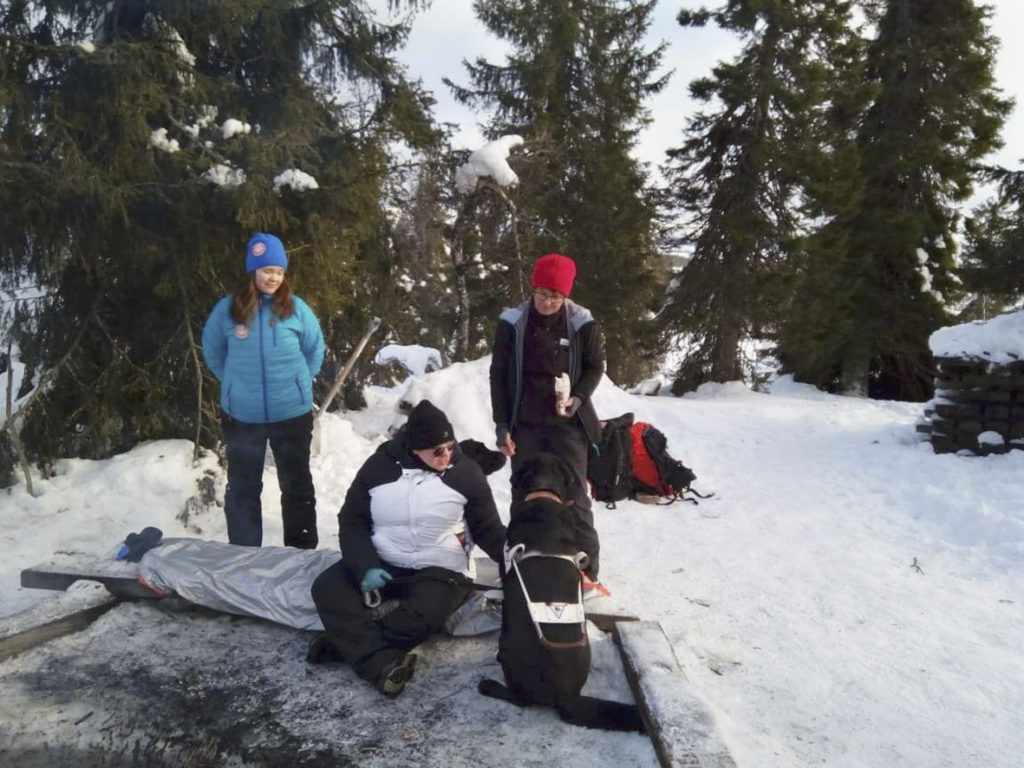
259, 298, 269, 422
511, 305, 527, 428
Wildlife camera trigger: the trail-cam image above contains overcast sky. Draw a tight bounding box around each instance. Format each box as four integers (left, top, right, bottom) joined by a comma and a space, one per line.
374, 0, 1024, 191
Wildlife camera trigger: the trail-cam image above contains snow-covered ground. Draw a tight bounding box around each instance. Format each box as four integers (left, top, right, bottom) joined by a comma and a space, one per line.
2, 357, 1023, 767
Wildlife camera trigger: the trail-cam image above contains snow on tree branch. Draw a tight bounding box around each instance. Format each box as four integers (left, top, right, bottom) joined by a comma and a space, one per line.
204, 164, 246, 187
221, 119, 251, 140
150, 128, 180, 153
455, 135, 524, 194
274, 169, 320, 193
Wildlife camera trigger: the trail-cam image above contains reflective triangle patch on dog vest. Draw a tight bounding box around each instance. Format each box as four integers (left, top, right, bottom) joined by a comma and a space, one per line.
527, 600, 585, 624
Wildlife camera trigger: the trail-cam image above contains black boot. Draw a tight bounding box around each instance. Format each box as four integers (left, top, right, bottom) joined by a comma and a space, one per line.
375, 652, 418, 698
306, 635, 345, 664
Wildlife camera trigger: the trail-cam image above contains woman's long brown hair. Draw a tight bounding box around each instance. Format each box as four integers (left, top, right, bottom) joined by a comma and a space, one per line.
231, 274, 295, 325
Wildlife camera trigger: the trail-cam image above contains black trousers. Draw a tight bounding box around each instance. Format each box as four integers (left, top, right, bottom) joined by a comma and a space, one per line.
221, 410, 317, 549
311, 560, 468, 682
511, 420, 600, 579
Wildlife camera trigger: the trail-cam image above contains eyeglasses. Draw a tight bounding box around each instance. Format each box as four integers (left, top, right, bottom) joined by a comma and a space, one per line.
430, 442, 456, 458
533, 288, 565, 303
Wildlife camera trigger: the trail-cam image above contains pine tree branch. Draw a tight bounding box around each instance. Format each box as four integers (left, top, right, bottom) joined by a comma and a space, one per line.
0, 294, 50, 305
1, 297, 100, 448
90, 311, 148, 376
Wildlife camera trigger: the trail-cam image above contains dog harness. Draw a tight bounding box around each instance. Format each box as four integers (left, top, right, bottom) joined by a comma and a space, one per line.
506, 542, 588, 650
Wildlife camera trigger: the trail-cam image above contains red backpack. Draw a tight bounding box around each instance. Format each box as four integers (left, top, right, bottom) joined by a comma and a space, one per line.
588, 413, 710, 509
629, 422, 697, 499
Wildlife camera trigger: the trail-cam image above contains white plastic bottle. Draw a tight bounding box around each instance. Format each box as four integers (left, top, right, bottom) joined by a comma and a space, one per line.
554, 373, 571, 415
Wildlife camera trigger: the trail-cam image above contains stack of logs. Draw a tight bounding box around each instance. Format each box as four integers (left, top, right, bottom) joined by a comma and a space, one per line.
918, 356, 1024, 454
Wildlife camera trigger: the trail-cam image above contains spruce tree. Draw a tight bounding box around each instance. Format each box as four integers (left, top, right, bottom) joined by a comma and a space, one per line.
446, 0, 669, 384
957, 167, 1024, 319
783, 0, 1010, 399
0, 0, 436, 472
354, 153, 459, 395
662, 0, 861, 393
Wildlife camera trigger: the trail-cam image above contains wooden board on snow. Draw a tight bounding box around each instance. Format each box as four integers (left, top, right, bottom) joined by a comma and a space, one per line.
20, 553, 162, 599
0, 587, 118, 661
614, 620, 736, 768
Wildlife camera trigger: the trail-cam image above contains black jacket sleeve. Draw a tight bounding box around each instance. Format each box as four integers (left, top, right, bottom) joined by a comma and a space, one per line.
459, 461, 507, 565
572, 320, 605, 403
489, 319, 516, 426
338, 458, 384, 579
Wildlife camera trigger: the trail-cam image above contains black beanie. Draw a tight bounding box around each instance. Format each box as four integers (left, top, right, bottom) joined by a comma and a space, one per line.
406, 400, 455, 449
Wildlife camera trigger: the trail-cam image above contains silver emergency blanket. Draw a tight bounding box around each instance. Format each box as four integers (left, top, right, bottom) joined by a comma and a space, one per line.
137, 538, 503, 635
138, 539, 340, 631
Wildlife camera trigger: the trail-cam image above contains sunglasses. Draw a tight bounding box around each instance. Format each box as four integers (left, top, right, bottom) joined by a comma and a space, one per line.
429, 442, 456, 458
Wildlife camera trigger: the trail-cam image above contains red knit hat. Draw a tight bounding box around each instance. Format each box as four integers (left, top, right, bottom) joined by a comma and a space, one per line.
531, 253, 576, 297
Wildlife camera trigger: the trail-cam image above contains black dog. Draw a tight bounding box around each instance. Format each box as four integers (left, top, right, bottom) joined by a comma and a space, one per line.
478, 453, 645, 732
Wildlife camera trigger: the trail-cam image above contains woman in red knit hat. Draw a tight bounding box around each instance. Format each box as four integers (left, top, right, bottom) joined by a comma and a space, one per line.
488, 252, 605, 579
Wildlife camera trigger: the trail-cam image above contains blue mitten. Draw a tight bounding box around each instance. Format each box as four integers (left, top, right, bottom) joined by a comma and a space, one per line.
360, 568, 393, 593
116, 526, 164, 562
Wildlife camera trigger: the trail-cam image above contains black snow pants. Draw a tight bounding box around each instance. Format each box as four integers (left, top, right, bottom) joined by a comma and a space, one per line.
510, 420, 600, 579
221, 410, 318, 549
311, 560, 469, 683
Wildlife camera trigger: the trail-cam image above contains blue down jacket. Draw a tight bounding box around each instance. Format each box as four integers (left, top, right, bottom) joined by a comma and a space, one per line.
202, 293, 325, 424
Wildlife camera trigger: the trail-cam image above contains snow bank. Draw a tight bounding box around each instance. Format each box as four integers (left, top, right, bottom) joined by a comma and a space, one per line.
3, 355, 1024, 767
929, 310, 1024, 364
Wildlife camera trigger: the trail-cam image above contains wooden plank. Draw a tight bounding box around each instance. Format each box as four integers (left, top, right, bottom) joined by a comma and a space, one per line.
614, 620, 736, 768
0, 589, 118, 662
20, 554, 164, 599
587, 612, 639, 633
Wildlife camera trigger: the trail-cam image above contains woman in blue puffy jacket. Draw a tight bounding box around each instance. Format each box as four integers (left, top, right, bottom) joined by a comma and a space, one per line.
202, 232, 325, 548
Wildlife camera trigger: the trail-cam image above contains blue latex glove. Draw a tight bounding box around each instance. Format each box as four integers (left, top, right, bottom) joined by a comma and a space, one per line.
360, 568, 393, 593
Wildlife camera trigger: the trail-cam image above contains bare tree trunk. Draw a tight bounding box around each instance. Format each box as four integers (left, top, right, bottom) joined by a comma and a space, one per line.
711, 311, 744, 383
840, 346, 870, 397
175, 261, 205, 462
4, 340, 11, 424
5, 341, 33, 495
3, 305, 98, 494
449, 195, 480, 362
449, 176, 527, 359
482, 180, 526, 302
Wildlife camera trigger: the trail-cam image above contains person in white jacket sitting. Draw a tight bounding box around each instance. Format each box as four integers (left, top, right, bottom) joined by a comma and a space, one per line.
310, 400, 507, 698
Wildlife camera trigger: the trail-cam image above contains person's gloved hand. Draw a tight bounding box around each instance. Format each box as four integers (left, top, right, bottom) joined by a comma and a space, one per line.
561, 396, 582, 418
360, 568, 393, 593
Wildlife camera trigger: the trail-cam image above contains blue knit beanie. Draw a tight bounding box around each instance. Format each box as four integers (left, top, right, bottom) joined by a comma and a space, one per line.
245, 233, 288, 273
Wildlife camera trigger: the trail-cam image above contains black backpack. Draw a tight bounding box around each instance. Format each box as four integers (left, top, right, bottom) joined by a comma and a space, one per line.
587, 413, 636, 505
636, 424, 697, 498
588, 412, 710, 509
